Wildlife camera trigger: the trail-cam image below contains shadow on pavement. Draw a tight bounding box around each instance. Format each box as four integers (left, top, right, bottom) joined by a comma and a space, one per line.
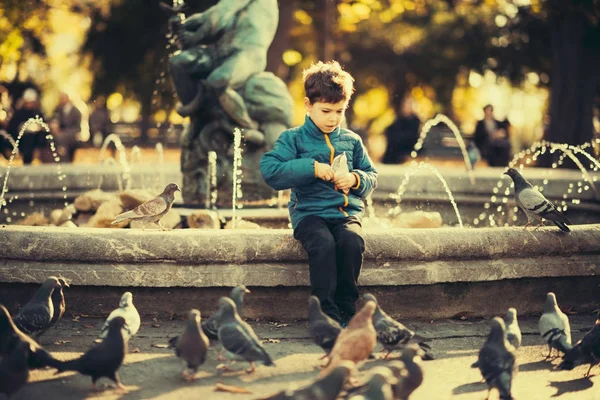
451, 381, 487, 394
548, 376, 594, 397
519, 359, 555, 372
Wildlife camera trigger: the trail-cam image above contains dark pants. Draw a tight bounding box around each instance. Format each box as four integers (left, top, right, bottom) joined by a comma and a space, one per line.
293, 215, 365, 322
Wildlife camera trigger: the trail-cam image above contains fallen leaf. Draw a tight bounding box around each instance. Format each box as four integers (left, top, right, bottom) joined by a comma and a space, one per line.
214, 382, 252, 394
132, 347, 140, 353
262, 338, 280, 344
71, 316, 80, 323
53, 340, 72, 345
151, 343, 170, 348
81, 324, 94, 329
275, 323, 289, 328
152, 323, 161, 328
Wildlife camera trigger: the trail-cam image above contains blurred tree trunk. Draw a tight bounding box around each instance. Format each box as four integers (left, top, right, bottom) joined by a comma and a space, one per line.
313, 0, 336, 61
541, 6, 600, 166
267, 0, 295, 78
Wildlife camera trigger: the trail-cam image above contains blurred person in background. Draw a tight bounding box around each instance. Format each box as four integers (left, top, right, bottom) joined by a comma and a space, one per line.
89, 95, 111, 148
382, 96, 421, 164
7, 88, 45, 165
473, 104, 511, 167
51, 92, 82, 162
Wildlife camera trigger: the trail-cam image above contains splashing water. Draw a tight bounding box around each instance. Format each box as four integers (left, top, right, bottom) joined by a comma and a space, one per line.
231, 128, 243, 228
365, 194, 376, 220
98, 133, 131, 191
155, 142, 165, 190
207, 151, 218, 210
97, 157, 124, 193
410, 114, 475, 185
475, 141, 599, 227
389, 161, 464, 228
0, 116, 67, 214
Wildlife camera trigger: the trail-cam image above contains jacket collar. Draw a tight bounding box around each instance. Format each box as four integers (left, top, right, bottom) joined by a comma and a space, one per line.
303, 115, 340, 139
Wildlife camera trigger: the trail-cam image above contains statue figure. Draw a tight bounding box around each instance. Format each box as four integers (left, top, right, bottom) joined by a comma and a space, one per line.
164, 0, 294, 206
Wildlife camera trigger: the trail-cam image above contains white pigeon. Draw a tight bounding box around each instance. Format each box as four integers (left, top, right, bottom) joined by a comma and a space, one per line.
539, 292, 572, 358
504, 167, 571, 232
504, 308, 522, 349
99, 292, 141, 341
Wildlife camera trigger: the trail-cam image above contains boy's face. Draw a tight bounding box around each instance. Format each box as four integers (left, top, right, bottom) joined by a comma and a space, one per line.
304, 98, 347, 134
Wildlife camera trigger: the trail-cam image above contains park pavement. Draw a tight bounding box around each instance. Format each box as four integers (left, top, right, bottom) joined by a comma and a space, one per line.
14, 314, 600, 400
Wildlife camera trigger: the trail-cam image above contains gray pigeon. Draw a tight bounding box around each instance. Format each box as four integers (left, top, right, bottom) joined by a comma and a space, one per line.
99, 292, 141, 341
0, 305, 62, 370
473, 317, 516, 400
202, 285, 251, 341
346, 366, 397, 400
111, 182, 180, 229
216, 297, 274, 373
392, 345, 424, 400
504, 167, 571, 232
171, 309, 209, 381
308, 296, 342, 357
257, 360, 354, 400
504, 308, 522, 349
0, 340, 30, 398
558, 312, 600, 377
539, 292, 572, 358
362, 293, 433, 360
13, 277, 60, 336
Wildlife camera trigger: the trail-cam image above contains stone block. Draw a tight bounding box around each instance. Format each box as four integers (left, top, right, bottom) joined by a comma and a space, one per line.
393, 211, 443, 228
187, 210, 221, 229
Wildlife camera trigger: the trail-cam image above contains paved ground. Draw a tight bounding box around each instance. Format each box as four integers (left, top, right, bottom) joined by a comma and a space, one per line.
14, 315, 600, 400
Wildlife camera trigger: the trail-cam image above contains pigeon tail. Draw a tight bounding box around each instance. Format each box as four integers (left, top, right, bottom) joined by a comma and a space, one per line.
558, 344, 584, 371
549, 333, 573, 354
553, 220, 570, 233
112, 210, 137, 224
54, 357, 83, 374
471, 360, 480, 368
29, 348, 63, 370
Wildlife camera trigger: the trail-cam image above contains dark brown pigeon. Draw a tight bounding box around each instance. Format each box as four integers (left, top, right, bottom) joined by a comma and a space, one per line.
390, 346, 424, 400
257, 360, 354, 400
558, 312, 600, 377
0, 340, 30, 398
170, 309, 209, 381
13, 277, 60, 337
473, 317, 516, 400
0, 304, 61, 370
55, 316, 129, 392
308, 296, 342, 358
111, 182, 180, 229
363, 293, 433, 360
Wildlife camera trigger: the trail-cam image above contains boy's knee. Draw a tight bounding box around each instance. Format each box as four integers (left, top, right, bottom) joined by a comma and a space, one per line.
337, 231, 365, 252
305, 230, 335, 253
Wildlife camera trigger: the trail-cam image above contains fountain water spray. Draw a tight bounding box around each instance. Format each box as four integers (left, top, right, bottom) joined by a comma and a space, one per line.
98, 133, 132, 191
0, 116, 67, 214
411, 114, 475, 185
97, 157, 124, 193
231, 128, 243, 228
389, 161, 464, 228
207, 150, 218, 210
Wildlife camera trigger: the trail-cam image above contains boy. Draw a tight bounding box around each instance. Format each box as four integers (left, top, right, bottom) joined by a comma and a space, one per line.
260, 61, 377, 326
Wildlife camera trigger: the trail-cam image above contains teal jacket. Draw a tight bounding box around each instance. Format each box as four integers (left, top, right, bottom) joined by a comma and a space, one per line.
260, 115, 378, 229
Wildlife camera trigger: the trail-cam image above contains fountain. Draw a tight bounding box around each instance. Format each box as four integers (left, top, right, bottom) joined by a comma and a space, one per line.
230, 128, 243, 229
98, 133, 132, 191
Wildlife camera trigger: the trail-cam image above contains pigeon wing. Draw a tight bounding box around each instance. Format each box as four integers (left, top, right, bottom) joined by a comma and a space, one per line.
309, 318, 341, 351
132, 196, 168, 218
13, 304, 51, 334
375, 316, 411, 349
219, 322, 265, 361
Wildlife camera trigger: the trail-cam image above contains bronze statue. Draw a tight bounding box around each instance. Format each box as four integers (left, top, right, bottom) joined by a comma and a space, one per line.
165, 0, 294, 206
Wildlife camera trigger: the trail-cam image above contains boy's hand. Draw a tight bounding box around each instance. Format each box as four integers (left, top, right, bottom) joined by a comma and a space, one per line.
334, 172, 357, 191
315, 161, 335, 181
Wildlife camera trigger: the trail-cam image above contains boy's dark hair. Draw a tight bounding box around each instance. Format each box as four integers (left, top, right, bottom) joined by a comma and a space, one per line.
302, 61, 355, 105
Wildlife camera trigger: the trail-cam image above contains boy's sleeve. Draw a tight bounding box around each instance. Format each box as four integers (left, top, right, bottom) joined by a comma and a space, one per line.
350, 136, 378, 199
260, 130, 317, 190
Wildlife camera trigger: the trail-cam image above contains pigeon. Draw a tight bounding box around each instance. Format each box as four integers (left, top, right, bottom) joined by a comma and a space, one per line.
216, 297, 274, 373
0, 304, 62, 370
472, 317, 516, 400
48, 277, 69, 329
308, 296, 342, 358
170, 309, 209, 381
55, 316, 128, 392
0, 340, 30, 398
99, 292, 141, 341
539, 292, 572, 358
320, 300, 377, 378
13, 277, 60, 337
345, 366, 397, 400
504, 167, 571, 232
504, 308, 522, 349
257, 360, 354, 400
362, 293, 433, 360
558, 312, 600, 377
111, 182, 180, 230
391, 346, 424, 400
202, 285, 251, 341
